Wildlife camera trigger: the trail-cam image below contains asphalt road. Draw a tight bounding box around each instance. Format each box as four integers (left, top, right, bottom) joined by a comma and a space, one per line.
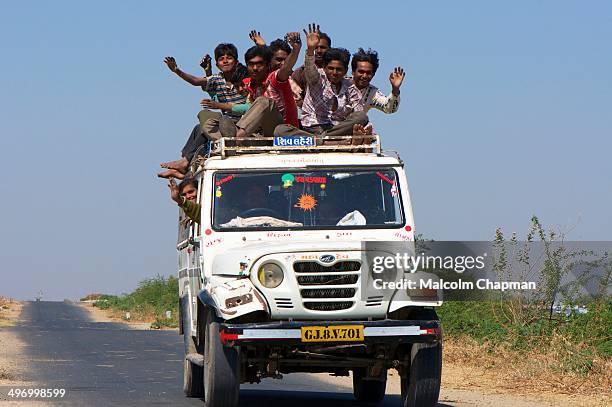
9, 301, 451, 406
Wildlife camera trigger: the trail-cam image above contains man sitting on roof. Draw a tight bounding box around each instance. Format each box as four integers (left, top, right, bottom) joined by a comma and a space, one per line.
351, 48, 405, 114
159, 43, 247, 178
291, 30, 332, 107
274, 24, 370, 141
218, 32, 302, 139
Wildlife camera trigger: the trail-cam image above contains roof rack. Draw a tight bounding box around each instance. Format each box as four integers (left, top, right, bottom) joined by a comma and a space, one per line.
209, 134, 382, 159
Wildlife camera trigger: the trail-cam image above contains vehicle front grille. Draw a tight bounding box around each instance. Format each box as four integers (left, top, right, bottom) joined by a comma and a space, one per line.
297, 274, 359, 285
293, 261, 361, 273
294, 260, 360, 312
300, 288, 356, 298
304, 301, 354, 311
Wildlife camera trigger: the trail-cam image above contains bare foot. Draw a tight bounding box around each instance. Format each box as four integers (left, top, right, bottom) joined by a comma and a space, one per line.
157, 169, 186, 179
352, 124, 366, 145
236, 128, 247, 138
362, 123, 374, 144
160, 157, 189, 171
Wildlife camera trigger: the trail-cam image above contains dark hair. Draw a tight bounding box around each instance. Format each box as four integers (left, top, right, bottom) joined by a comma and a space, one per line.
178, 178, 198, 194
319, 32, 332, 48
351, 48, 379, 73
269, 39, 291, 55
214, 43, 238, 61
323, 48, 351, 70
229, 63, 248, 84
244, 45, 273, 64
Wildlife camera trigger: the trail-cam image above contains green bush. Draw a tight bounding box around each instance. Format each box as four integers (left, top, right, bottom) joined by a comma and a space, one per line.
93, 275, 179, 328
438, 299, 611, 373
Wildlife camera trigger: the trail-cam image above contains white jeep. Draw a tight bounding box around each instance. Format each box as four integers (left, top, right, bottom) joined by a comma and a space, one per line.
176, 136, 442, 407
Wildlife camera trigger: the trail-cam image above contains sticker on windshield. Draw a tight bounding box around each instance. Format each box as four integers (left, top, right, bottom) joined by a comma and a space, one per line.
281, 173, 294, 188
216, 174, 235, 186
295, 194, 317, 211
390, 184, 398, 197
295, 176, 327, 184
215, 186, 222, 198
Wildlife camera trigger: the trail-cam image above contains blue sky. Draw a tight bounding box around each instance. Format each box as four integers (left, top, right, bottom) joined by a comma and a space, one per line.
1, 1, 610, 300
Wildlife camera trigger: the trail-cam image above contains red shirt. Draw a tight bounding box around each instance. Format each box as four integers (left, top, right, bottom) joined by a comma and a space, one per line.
243, 76, 267, 100
244, 71, 299, 128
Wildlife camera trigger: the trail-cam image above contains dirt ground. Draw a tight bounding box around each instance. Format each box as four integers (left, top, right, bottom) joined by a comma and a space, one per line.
310, 362, 609, 407
0, 301, 46, 406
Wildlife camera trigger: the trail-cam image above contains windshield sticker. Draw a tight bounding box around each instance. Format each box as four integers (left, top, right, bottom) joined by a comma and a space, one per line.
376, 171, 395, 185
295, 194, 317, 211
215, 174, 235, 186
390, 184, 398, 197
215, 186, 222, 198
295, 176, 327, 184
281, 173, 295, 188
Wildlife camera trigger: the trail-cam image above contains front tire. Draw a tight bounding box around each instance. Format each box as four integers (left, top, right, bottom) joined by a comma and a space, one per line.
203, 310, 240, 407
401, 341, 442, 407
352, 367, 387, 403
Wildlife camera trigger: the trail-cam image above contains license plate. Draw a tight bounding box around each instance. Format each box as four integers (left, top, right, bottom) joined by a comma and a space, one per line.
273, 135, 315, 147
301, 325, 364, 342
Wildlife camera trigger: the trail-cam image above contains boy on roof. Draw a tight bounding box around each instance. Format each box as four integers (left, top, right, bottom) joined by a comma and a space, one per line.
291, 30, 332, 106
351, 48, 405, 114
159, 43, 248, 178
219, 32, 302, 139
274, 24, 369, 140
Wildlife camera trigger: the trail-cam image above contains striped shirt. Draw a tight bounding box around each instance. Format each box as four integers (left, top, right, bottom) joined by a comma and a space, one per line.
202, 74, 247, 117
300, 53, 362, 128
355, 84, 400, 114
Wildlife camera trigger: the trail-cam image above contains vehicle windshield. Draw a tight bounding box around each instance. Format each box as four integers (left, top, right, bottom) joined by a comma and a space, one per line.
212, 169, 403, 230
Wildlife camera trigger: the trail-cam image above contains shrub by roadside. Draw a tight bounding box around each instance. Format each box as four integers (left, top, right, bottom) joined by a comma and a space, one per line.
90, 275, 179, 329
436, 216, 611, 399
438, 300, 611, 396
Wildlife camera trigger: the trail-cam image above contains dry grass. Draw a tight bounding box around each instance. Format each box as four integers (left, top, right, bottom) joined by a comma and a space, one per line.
443, 335, 612, 403
0, 297, 21, 327
0, 367, 14, 380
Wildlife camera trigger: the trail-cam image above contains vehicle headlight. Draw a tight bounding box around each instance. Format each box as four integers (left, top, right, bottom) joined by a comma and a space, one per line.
257, 263, 284, 288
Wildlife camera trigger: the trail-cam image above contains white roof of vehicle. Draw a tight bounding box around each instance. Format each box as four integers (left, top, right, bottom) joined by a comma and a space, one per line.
201, 152, 402, 170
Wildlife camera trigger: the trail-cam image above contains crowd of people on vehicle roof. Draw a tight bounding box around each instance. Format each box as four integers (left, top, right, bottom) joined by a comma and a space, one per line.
157, 23, 406, 181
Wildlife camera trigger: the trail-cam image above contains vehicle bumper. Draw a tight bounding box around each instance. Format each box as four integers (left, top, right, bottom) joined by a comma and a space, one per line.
219, 319, 441, 346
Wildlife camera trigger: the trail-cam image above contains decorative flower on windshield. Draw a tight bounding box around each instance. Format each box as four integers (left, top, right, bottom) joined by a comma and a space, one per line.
295, 194, 317, 211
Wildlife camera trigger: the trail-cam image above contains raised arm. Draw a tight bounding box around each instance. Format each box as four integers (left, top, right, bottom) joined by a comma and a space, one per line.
249, 30, 266, 46
164, 56, 208, 87
200, 54, 212, 77
302, 23, 321, 86
389, 66, 405, 96
370, 88, 401, 114
277, 32, 302, 82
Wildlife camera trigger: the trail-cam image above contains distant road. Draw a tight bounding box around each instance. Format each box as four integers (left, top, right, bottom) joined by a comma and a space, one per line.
6, 301, 548, 406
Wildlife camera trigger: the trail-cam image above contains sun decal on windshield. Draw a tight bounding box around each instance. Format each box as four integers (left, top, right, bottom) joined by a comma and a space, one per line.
295, 194, 317, 211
